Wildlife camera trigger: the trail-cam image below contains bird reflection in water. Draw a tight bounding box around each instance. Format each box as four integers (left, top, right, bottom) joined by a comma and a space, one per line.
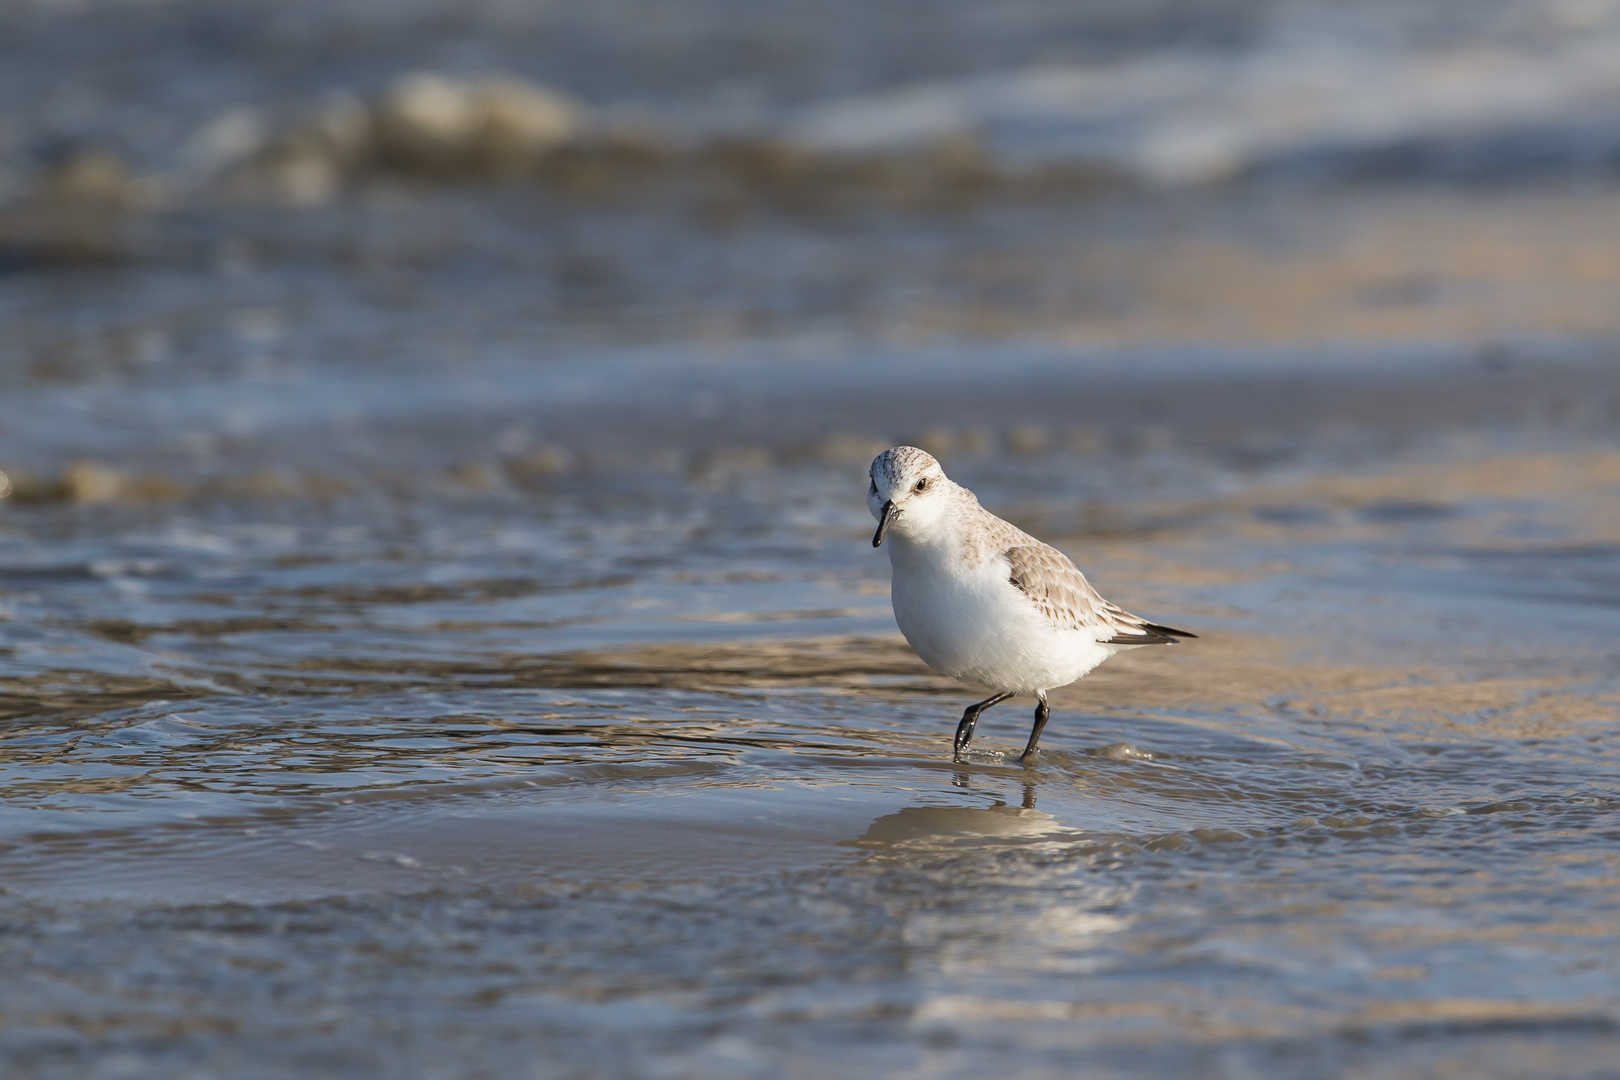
852, 780, 1079, 849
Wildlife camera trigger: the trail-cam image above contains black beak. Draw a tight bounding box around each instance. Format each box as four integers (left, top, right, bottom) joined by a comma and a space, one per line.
872, 500, 894, 548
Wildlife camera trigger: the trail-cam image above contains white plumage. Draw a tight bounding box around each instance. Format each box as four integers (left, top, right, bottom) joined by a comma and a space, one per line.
868, 446, 1194, 762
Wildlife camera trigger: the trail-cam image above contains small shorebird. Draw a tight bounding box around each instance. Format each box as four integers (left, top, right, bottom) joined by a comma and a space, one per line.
868, 446, 1194, 764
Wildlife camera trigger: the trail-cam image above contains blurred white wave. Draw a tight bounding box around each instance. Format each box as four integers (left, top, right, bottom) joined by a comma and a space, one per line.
789, 34, 1620, 183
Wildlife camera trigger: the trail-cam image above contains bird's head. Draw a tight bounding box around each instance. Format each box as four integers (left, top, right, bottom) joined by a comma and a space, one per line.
868, 446, 951, 547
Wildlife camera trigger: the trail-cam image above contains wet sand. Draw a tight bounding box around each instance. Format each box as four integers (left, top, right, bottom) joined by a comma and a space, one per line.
6, 391, 1620, 1076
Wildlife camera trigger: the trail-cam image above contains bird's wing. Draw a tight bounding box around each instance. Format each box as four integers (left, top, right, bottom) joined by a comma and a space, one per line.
1002, 542, 1196, 645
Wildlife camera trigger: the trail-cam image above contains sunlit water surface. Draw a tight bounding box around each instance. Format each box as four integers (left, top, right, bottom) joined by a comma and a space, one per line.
5, 406, 1620, 1078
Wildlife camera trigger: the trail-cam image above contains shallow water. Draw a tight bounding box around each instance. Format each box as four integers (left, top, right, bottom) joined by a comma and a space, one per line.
6, 378, 1620, 1077
7, 2, 1620, 1078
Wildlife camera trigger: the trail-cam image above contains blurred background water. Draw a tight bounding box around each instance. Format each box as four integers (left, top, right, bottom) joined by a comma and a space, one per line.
5, 2, 1620, 1078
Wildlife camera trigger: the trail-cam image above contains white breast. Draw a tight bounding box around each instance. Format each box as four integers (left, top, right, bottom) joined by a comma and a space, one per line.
887, 536, 1112, 695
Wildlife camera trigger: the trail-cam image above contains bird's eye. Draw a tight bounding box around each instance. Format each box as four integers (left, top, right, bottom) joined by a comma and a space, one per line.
914, 478, 928, 492
869, 479, 878, 495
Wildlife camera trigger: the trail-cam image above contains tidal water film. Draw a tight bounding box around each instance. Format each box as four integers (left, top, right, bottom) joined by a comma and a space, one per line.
4, 2, 1620, 1077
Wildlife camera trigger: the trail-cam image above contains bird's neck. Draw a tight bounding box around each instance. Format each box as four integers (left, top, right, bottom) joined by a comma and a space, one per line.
888, 504, 979, 569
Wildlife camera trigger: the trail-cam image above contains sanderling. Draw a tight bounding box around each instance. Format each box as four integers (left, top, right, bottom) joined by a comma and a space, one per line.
869, 446, 1194, 764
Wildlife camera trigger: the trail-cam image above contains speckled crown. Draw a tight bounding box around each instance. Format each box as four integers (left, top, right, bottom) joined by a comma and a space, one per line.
870, 446, 941, 486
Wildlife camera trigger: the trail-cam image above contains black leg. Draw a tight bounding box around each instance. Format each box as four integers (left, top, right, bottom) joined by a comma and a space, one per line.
953, 692, 1014, 761
1018, 695, 1051, 765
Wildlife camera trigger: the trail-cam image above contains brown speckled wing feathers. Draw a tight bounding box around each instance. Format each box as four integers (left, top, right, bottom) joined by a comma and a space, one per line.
1002, 542, 1195, 644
